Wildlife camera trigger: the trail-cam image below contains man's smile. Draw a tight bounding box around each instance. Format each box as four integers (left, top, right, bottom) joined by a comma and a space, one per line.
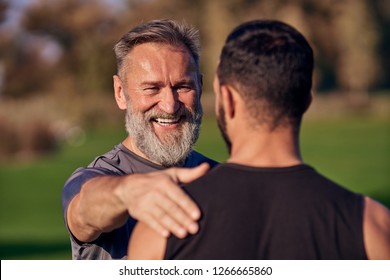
153, 116, 181, 125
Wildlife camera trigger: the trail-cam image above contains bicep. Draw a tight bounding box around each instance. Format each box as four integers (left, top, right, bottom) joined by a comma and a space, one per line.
128, 222, 167, 260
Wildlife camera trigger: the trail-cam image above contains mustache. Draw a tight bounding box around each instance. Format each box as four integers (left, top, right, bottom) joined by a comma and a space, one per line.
144, 106, 195, 121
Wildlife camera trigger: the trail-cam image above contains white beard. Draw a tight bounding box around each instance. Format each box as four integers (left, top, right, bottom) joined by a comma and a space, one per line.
125, 100, 202, 167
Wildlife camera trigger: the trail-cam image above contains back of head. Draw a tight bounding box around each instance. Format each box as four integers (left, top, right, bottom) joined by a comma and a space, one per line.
114, 19, 200, 78
217, 20, 314, 129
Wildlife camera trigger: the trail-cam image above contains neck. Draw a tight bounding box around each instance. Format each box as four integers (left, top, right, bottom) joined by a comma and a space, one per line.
227, 125, 302, 168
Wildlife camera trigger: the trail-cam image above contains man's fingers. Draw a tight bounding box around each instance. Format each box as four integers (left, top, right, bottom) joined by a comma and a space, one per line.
159, 163, 210, 222
155, 193, 200, 237
139, 213, 170, 238
150, 205, 189, 238
130, 183, 199, 238
127, 164, 210, 238
172, 163, 210, 184
163, 181, 201, 221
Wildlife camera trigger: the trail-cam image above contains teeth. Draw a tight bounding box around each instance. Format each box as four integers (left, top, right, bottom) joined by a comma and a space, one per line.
155, 117, 180, 124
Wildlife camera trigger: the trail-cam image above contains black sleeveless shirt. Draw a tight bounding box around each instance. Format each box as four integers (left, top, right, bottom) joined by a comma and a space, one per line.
165, 164, 367, 259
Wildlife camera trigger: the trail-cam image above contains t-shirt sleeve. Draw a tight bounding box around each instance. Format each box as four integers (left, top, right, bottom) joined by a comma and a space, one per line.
61, 167, 117, 222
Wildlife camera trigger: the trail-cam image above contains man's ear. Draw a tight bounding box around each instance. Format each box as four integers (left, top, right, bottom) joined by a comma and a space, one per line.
113, 75, 127, 110
220, 85, 236, 120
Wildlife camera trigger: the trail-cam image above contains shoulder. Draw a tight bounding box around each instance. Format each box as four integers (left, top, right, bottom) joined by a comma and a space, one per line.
90, 144, 165, 174
182, 164, 228, 198
363, 196, 390, 259
88, 145, 126, 171
299, 166, 363, 199
64, 167, 117, 189
185, 151, 219, 168
63, 146, 125, 204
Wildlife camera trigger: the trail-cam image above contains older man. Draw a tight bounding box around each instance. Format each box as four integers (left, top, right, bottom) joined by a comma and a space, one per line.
62, 19, 217, 260
128, 20, 390, 260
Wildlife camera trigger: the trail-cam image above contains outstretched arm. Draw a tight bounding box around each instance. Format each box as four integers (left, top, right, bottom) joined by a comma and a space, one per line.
66, 163, 210, 242
364, 196, 390, 259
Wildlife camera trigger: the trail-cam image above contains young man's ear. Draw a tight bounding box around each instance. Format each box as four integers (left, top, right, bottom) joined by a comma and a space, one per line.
113, 75, 127, 110
220, 84, 236, 120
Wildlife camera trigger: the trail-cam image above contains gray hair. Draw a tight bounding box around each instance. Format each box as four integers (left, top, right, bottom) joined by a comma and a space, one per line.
114, 19, 200, 78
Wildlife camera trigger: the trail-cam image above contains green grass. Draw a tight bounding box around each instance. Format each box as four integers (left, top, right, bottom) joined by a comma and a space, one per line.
0, 126, 127, 260
301, 117, 390, 205
0, 117, 389, 259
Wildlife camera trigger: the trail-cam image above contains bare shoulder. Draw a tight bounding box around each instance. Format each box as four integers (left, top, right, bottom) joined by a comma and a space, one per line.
128, 222, 167, 260
363, 196, 390, 259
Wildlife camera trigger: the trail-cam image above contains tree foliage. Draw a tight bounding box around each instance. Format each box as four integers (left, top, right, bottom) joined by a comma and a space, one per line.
0, 0, 389, 99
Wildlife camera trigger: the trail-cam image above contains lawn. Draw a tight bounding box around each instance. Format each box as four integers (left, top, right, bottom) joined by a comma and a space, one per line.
0, 116, 389, 259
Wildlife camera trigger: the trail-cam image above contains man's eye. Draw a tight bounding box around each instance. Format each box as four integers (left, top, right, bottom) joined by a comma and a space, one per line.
176, 86, 192, 93
144, 87, 159, 93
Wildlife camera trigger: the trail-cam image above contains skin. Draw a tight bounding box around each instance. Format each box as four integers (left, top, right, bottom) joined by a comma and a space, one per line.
128, 75, 390, 260
114, 42, 202, 157
67, 42, 208, 243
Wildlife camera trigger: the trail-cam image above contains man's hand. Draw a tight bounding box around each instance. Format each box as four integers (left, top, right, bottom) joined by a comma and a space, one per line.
67, 163, 210, 243
118, 163, 210, 238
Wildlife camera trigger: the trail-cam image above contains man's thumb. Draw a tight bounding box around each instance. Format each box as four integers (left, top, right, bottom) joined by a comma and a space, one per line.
174, 163, 210, 184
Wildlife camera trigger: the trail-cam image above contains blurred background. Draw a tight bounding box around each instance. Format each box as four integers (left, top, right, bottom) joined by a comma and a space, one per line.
0, 0, 389, 259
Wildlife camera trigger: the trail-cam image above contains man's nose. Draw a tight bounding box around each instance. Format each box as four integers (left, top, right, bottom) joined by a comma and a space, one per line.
158, 88, 180, 114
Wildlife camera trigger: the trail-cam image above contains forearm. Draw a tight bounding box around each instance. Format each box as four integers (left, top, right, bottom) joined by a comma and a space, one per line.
67, 175, 129, 242
66, 164, 208, 242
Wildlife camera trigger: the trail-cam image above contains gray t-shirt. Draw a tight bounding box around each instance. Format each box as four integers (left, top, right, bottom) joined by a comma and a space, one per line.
62, 143, 217, 259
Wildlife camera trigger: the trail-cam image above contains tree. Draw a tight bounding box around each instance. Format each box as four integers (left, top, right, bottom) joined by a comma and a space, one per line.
18, 0, 119, 97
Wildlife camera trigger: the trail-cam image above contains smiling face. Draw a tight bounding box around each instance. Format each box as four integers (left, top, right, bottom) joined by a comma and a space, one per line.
114, 42, 202, 166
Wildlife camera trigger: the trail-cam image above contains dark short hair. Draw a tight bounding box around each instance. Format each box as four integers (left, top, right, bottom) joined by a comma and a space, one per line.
114, 19, 200, 78
217, 20, 314, 129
